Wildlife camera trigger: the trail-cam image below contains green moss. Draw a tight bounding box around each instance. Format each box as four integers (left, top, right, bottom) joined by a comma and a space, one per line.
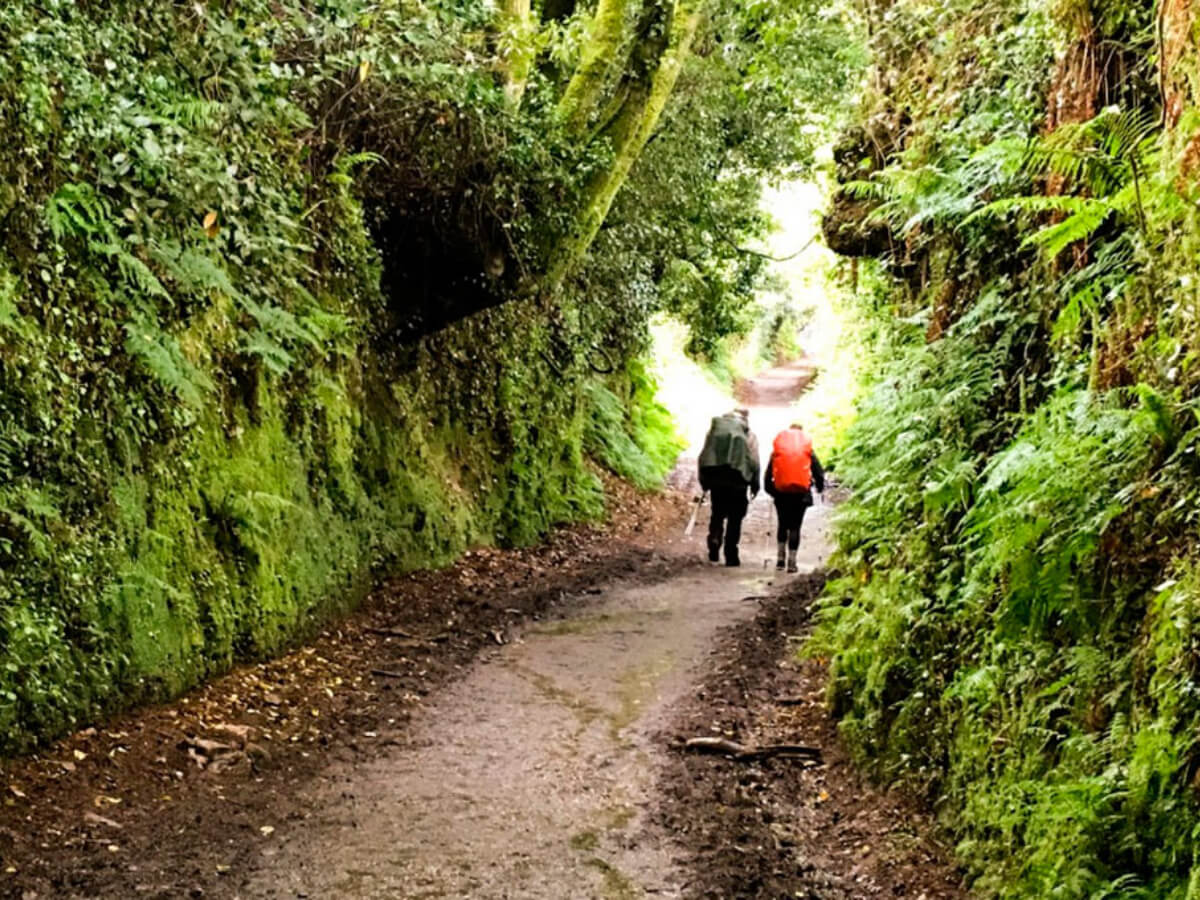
584, 362, 683, 491
583, 856, 639, 900
0, 266, 673, 753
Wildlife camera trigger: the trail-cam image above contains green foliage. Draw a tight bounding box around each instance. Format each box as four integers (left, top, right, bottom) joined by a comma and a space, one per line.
576, 0, 864, 360
812, 280, 1192, 895
0, 0, 856, 759
757, 301, 814, 367
816, 0, 1200, 895
585, 363, 685, 491
0, 0, 709, 754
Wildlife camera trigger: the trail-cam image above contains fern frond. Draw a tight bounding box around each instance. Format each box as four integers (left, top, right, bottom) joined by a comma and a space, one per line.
1026, 199, 1112, 257
161, 99, 224, 130
148, 241, 240, 298
842, 179, 891, 202
123, 319, 213, 407
240, 332, 295, 375
45, 184, 113, 242
94, 242, 172, 302
960, 194, 1091, 228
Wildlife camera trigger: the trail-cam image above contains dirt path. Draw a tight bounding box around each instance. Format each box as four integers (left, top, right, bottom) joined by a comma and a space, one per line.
235, 362, 836, 899
1, 360, 964, 900
244, 565, 795, 899
658, 576, 962, 899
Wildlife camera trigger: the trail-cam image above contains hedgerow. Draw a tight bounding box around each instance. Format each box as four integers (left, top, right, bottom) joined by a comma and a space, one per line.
815, 0, 1200, 894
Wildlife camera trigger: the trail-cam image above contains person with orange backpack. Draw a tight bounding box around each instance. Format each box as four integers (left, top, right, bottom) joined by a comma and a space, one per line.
765, 423, 824, 573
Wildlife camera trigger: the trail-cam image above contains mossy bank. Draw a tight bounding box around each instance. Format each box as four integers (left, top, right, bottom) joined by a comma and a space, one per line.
817, 0, 1200, 896
0, 0, 698, 756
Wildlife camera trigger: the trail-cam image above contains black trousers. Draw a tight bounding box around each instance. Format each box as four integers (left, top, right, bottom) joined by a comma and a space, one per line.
707, 485, 749, 562
774, 491, 812, 551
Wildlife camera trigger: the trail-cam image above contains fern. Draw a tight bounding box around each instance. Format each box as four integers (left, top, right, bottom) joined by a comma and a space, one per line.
239, 332, 295, 375
0, 484, 60, 560
962, 109, 1161, 264
1025, 198, 1115, 257
842, 178, 891, 202
148, 241, 240, 299
45, 183, 113, 242
160, 98, 223, 131
123, 319, 213, 408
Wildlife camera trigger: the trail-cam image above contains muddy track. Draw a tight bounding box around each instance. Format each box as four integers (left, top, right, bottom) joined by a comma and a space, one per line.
656, 576, 964, 899
0, 481, 693, 900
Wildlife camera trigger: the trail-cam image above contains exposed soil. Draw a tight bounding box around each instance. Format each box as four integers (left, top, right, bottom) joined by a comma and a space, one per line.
0, 361, 963, 900
657, 575, 964, 899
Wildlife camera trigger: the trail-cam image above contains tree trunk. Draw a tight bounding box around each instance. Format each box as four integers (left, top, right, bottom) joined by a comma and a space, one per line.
498, 0, 536, 108
549, 0, 703, 285
557, 0, 639, 135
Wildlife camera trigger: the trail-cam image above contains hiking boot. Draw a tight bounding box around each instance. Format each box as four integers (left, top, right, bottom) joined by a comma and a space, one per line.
725, 551, 740, 567
776, 543, 786, 571
786, 550, 798, 574
707, 536, 721, 563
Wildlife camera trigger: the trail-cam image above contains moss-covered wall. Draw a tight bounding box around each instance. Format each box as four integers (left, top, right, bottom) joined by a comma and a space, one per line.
0, 1, 683, 755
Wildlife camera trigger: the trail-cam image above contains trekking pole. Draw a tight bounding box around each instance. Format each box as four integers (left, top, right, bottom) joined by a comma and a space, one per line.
684, 491, 708, 536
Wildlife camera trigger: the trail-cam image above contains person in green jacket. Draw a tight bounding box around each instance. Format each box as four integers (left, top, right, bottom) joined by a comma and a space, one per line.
697, 408, 760, 567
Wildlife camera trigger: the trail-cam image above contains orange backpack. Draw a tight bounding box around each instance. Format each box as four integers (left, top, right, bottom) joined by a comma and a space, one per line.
772, 429, 813, 492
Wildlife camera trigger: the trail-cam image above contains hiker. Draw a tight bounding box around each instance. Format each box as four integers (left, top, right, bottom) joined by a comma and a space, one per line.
765, 423, 825, 574
698, 408, 760, 567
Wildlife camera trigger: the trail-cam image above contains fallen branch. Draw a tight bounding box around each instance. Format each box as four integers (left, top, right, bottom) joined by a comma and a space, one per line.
683, 736, 822, 764
370, 669, 408, 680
365, 627, 451, 644
365, 626, 417, 639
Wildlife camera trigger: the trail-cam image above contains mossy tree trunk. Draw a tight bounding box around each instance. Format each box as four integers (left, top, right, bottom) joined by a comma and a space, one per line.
489, 0, 707, 289
549, 0, 704, 286
557, 0, 640, 134
498, 0, 537, 108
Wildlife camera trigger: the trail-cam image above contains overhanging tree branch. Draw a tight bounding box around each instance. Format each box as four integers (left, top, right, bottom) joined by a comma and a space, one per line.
710, 226, 817, 262
549, 0, 706, 286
